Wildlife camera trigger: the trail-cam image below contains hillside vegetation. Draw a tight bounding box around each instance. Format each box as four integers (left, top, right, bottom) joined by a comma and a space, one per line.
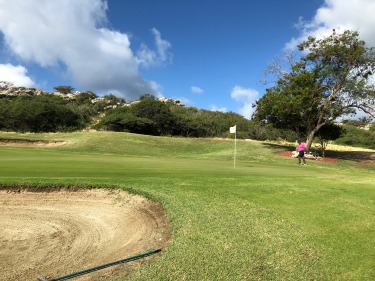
0, 84, 297, 141
1, 84, 374, 151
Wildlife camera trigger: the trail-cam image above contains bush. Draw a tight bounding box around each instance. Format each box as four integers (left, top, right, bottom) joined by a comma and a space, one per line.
130, 97, 174, 135
0, 95, 90, 132
94, 107, 156, 134
334, 124, 375, 149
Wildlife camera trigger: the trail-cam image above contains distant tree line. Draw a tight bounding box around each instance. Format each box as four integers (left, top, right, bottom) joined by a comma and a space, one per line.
0, 86, 298, 140
92, 95, 299, 139
1, 83, 374, 150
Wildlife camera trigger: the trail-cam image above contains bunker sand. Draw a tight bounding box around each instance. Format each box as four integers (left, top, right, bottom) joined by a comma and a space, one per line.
0, 188, 170, 281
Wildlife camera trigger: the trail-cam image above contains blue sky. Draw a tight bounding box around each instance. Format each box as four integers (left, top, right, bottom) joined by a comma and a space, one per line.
1, 0, 375, 119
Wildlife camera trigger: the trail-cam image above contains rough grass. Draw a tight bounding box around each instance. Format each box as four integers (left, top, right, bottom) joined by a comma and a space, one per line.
0, 131, 375, 280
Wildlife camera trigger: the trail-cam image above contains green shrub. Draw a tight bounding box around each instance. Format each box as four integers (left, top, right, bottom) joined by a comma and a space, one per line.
0, 95, 88, 132
335, 124, 375, 149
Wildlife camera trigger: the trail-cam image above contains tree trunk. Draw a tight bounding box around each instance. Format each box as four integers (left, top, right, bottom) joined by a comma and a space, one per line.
305, 123, 325, 152
305, 130, 316, 153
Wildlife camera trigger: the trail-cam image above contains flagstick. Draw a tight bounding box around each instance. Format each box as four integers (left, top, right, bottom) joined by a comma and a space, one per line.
229, 125, 237, 168
234, 130, 236, 168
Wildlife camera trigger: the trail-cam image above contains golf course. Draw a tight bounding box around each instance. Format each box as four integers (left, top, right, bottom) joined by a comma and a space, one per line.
1, 131, 375, 280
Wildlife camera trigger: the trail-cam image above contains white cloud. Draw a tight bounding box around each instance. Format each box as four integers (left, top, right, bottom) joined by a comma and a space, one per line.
0, 0, 171, 101
230, 86, 259, 119
286, 0, 375, 49
0, 64, 35, 87
191, 86, 204, 94
210, 104, 227, 112
136, 28, 172, 68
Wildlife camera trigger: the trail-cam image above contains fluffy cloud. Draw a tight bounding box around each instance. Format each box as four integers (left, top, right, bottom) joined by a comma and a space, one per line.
0, 0, 171, 100
286, 0, 375, 49
230, 86, 259, 119
0, 64, 35, 87
191, 86, 204, 94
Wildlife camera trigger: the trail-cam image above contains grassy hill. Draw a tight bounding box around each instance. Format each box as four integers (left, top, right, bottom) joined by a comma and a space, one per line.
1, 131, 375, 280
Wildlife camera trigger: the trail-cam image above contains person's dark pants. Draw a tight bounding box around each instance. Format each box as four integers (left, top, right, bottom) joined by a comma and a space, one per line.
298, 151, 306, 164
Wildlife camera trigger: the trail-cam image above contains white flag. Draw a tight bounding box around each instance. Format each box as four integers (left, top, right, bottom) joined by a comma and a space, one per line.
229, 125, 236, 134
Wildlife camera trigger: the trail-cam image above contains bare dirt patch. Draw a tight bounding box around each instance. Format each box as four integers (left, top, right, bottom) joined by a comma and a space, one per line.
0, 188, 171, 281
264, 142, 375, 164
274, 150, 338, 163
0, 138, 67, 147
275, 150, 375, 164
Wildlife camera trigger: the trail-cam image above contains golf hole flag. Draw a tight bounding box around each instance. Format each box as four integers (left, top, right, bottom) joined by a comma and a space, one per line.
229, 125, 236, 134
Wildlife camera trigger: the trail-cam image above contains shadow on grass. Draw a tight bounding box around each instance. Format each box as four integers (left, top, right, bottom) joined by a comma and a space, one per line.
262, 142, 375, 162
323, 150, 375, 162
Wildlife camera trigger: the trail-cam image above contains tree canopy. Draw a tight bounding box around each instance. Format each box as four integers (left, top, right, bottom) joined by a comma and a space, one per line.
54, 86, 75, 94
253, 30, 375, 151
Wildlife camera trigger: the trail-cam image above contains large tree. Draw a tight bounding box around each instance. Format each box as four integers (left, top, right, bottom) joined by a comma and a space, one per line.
254, 30, 375, 151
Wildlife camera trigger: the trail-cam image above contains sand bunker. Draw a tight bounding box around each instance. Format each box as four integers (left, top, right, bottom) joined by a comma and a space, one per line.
0, 139, 67, 147
0, 188, 170, 281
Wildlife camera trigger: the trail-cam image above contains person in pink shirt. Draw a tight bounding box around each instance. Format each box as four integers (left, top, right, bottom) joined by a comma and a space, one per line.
297, 140, 307, 165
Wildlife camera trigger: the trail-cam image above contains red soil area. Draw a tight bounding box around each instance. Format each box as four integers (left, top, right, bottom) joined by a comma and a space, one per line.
275, 150, 338, 163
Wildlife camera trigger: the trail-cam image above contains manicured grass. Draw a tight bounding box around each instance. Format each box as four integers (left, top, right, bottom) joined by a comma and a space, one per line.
1, 131, 375, 280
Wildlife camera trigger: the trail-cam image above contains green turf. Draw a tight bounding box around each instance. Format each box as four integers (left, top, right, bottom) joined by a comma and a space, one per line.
1, 131, 375, 280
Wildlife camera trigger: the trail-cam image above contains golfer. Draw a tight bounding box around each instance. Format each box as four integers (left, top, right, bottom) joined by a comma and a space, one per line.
297, 140, 307, 165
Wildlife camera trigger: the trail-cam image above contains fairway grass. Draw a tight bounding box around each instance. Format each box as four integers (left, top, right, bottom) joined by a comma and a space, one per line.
1, 131, 375, 280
